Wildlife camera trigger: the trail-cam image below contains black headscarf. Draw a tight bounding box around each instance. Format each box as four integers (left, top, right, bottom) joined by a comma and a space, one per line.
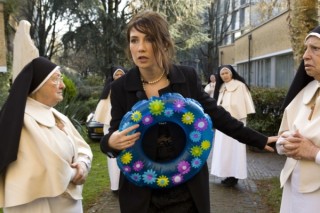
0, 56, 58, 174
280, 25, 320, 111
213, 65, 249, 100
99, 66, 127, 100
280, 61, 313, 111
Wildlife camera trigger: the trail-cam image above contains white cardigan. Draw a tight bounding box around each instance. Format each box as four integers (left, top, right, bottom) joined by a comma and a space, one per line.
0, 98, 92, 207
217, 79, 255, 120
279, 80, 320, 193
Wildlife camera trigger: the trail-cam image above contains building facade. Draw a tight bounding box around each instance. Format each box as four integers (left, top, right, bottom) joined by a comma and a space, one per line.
217, 0, 293, 88
220, 11, 294, 88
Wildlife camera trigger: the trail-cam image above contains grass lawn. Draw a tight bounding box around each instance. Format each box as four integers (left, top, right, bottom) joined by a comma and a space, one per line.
256, 177, 282, 212
83, 141, 110, 211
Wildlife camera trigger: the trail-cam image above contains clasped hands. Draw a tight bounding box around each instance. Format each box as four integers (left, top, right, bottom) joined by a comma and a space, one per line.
71, 161, 89, 185
276, 130, 320, 161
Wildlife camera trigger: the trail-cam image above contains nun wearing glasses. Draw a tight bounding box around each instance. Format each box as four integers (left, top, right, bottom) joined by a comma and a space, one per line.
0, 57, 92, 213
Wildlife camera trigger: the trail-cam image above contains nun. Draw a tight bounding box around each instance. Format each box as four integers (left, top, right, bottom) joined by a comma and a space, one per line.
210, 65, 255, 187
94, 66, 127, 193
276, 25, 320, 212
0, 57, 92, 213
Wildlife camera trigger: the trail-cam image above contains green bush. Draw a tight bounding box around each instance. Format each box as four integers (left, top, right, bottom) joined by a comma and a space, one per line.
55, 73, 100, 125
0, 72, 10, 108
247, 87, 288, 136
62, 73, 78, 100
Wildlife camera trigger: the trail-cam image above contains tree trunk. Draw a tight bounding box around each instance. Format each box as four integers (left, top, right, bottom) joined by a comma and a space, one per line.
288, 0, 318, 69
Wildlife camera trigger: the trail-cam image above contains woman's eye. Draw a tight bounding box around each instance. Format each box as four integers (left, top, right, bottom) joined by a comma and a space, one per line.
315, 47, 320, 51
130, 39, 138, 44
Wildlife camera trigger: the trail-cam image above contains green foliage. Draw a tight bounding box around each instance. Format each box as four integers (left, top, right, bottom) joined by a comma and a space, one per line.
256, 177, 282, 212
60, 0, 129, 76
62, 73, 78, 100
0, 72, 10, 109
77, 75, 103, 100
55, 94, 91, 135
247, 87, 288, 135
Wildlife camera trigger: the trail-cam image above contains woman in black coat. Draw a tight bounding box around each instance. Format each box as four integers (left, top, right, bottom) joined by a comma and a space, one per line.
100, 10, 276, 213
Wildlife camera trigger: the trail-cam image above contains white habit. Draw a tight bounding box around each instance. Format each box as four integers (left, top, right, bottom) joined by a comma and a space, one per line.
210, 79, 255, 179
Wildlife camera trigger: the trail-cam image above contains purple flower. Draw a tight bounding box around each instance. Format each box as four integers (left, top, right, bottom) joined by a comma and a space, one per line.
173, 99, 185, 112
123, 166, 131, 173
142, 115, 153, 125
133, 161, 144, 171
172, 174, 184, 185
194, 118, 208, 131
177, 161, 191, 174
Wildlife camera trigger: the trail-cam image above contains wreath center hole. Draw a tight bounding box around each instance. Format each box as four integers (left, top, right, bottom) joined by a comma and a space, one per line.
142, 122, 186, 163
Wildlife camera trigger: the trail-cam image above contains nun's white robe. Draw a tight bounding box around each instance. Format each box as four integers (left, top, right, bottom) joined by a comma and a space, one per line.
278, 80, 320, 213
0, 98, 92, 213
94, 92, 120, 191
210, 79, 255, 179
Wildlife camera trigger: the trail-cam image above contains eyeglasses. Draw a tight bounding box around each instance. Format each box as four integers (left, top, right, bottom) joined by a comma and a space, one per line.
51, 75, 64, 86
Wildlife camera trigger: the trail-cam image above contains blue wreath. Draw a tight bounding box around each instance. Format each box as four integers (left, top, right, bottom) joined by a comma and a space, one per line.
117, 93, 214, 189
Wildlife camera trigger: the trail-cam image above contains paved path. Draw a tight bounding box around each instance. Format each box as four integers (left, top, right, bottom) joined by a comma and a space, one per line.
87, 148, 286, 213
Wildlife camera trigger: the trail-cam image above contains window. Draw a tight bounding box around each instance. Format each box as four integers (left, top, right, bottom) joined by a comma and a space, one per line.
275, 54, 294, 88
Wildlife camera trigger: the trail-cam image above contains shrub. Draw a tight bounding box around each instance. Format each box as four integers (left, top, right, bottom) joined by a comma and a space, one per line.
62, 73, 78, 100
0, 72, 10, 108
247, 87, 288, 136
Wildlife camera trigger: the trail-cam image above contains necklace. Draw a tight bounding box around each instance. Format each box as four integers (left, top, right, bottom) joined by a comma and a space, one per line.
308, 87, 320, 120
141, 71, 165, 84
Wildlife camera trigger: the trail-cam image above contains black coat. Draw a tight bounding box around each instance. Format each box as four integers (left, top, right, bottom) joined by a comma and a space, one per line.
100, 65, 267, 213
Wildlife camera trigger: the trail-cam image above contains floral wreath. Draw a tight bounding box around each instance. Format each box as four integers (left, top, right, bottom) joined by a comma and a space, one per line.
117, 93, 214, 189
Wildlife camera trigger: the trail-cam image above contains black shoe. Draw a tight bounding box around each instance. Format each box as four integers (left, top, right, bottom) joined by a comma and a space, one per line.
221, 177, 238, 187
111, 190, 119, 196
221, 177, 230, 184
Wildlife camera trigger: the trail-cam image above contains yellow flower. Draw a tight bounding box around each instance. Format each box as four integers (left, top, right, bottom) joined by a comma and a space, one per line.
149, 100, 165, 115
121, 152, 133, 164
182, 112, 194, 124
131, 111, 142, 122
201, 140, 211, 150
157, 175, 169, 187
190, 146, 202, 157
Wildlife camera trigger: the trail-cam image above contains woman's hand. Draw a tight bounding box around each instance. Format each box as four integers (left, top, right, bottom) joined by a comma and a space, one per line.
108, 124, 141, 150
264, 136, 278, 152
71, 161, 89, 185
279, 130, 320, 161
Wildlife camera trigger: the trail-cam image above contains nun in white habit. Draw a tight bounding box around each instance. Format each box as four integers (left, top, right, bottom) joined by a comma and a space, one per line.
276, 25, 320, 213
210, 65, 255, 187
94, 66, 127, 192
0, 57, 93, 213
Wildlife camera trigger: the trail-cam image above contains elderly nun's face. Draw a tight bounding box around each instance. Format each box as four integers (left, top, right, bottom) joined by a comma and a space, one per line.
32, 70, 65, 107
220, 68, 233, 83
303, 36, 320, 81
